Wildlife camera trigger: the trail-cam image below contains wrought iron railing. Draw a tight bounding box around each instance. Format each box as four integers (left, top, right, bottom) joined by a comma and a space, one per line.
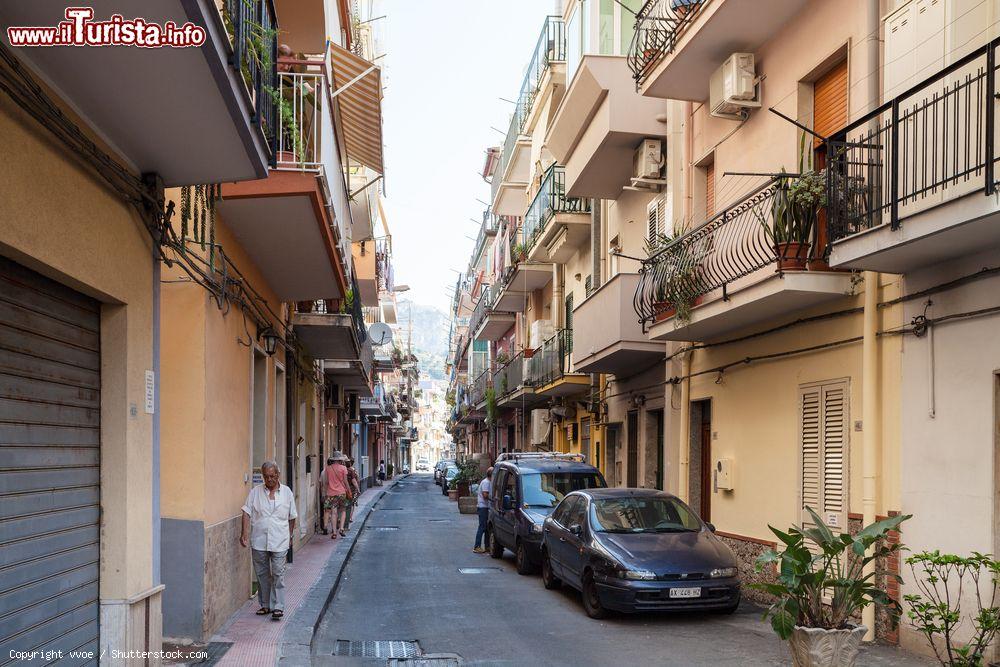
468, 286, 494, 339
494, 351, 526, 397
525, 329, 574, 387
225, 0, 279, 161
523, 165, 592, 251
497, 96, 531, 186
471, 369, 491, 407
274, 67, 323, 169
827, 39, 1000, 242
627, 0, 710, 87
349, 272, 368, 345
633, 178, 779, 326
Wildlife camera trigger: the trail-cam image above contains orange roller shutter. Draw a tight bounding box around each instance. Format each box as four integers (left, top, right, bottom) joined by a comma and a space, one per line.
814, 60, 848, 146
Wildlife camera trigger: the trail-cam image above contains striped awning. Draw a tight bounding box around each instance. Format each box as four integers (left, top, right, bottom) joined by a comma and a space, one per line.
329, 43, 384, 174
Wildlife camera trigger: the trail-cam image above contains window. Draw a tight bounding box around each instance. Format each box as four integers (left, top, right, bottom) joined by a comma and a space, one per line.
647, 195, 667, 243
520, 472, 606, 508
504, 469, 517, 502
552, 495, 578, 525
800, 380, 849, 530
590, 496, 701, 533
565, 496, 588, 528
705, 162, 715, 217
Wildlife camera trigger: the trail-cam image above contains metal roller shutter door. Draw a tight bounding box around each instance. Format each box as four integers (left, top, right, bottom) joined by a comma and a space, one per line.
0, 256, 100, 666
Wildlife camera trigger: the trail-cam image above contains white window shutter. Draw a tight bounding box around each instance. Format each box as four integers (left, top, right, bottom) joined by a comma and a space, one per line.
800, 387, 822, 523
822, 383, 847, 520
800, 380, 849, 530
647, 196, 667, 242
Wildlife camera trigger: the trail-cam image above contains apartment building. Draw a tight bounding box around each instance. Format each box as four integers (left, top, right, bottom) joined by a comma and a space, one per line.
0, 0, 403, 657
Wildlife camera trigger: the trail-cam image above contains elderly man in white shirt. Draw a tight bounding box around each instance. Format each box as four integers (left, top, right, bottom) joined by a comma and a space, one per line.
240, 460, 297, 621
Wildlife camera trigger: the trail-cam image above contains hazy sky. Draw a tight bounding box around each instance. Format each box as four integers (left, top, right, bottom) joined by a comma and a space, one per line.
379, 1, 556, 313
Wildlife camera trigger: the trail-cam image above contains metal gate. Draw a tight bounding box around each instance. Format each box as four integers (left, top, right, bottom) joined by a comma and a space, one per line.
0, 256, 101, 664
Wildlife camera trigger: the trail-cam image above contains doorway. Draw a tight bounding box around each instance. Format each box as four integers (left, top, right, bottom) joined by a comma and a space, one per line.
644, 409, 664, 489
580, 418, 591, 464
689, 400, 712, 521
606, 424, 621, 487
627, 411, 639, 487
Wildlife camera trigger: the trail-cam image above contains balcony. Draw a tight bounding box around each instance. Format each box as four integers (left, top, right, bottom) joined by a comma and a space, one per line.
219, 63, 349, 301
0, 0, 277, 185
470, 286, 516, 343
494, 261, 552, 312
310, 277, 374, 396
546, 56, 669, 198
628, 0, 808, 101
352, 241, 379, 305
494, 352, 546, 409
470, 370, 492, 410
526, 330, 589, 397
827, 39, 1000, 273
634, 179, 853, 342
572, 273, 664, 375
524, 166, 592, 263
491, 16, 567, 215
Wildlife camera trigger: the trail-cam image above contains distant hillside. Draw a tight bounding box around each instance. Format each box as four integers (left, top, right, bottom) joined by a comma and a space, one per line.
396, 300, 448, 381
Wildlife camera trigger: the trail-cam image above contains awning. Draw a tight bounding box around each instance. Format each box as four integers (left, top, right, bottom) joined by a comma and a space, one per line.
329, 43, 385, 174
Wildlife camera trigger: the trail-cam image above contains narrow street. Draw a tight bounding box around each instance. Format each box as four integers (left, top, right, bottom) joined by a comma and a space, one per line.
311, 476, 927, 667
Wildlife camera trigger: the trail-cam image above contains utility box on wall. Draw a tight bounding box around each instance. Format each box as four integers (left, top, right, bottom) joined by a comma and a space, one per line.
715, 458, 734, 491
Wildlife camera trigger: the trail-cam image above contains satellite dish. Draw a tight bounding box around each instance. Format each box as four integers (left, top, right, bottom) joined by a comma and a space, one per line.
369, 322, 393, 347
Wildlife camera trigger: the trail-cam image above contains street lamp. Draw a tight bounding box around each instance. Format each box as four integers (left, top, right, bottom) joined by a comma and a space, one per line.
259, 327, 280, 356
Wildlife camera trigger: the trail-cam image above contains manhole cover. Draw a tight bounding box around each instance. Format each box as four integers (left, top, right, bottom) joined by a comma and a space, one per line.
334, 640, 421, 658
370, 526, 400, 531
458, 567, 502, 574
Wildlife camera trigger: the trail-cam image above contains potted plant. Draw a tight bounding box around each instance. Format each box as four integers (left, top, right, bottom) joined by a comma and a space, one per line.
754, 508, 910, 667
759, 170, 826, 271
512, 243, 528, 263
648, 238, 704, 324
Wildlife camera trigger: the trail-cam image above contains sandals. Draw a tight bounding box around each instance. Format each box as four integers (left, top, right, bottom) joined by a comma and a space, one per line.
339, 529, 346, 537
256, 607, 270, 615
271, 609, 283, 621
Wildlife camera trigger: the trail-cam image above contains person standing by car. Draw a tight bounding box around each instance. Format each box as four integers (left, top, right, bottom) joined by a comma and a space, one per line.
473, 466, 493, 554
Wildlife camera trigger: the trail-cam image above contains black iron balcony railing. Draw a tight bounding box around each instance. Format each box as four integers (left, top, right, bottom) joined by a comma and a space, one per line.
526, 329, 574, 387
494, 352, 526, 397
633, 178, 779, 327
827, 38, 1000, 242
497, 96, 531, 188
523, 166, 592, 252
471, 369, 491, 407
627, 0, 710, 87
225, 0, 279, 161
468, 286, 494, 339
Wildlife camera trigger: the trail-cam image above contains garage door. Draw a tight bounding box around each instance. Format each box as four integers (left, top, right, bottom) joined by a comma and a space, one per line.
0, 256, 100, 665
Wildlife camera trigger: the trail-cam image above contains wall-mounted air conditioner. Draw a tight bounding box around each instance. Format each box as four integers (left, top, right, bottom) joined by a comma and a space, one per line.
633, 138, 665, 180
710, 53, 761, 120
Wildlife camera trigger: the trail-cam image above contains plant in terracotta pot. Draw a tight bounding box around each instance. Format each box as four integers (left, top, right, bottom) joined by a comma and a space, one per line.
754, 508, 910, 667
647, 235, 704, 325
759, 170, 826, 271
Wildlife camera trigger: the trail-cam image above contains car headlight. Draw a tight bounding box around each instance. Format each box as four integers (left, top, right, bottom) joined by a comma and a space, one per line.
710, 567, 738, 579
530, 523, 543, 535
616, 568, 657, 581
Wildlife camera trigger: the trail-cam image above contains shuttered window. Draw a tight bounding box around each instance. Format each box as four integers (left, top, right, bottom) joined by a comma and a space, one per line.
705, 162, 715, 217
799, 380, 849, 530
813, 59, 848, 147
646, 196, 666, 241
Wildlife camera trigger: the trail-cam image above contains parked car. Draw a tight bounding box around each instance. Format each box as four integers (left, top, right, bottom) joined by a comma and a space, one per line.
441, 464, 459, 496
541, 488, 740, 619
416, 458, 430, 472
488, 453, 606, 575
434, 459, 454, 485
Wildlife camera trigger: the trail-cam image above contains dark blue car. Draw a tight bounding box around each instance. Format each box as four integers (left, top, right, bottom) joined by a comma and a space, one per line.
541, 488, 740, 618
488, 454, 606, 574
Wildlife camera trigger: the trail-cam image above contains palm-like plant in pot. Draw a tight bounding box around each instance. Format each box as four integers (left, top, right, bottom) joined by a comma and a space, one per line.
761, 170, 827, 270
754, 508, 910, 667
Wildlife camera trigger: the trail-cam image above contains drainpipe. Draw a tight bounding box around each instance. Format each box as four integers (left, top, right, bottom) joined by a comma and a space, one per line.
285, 347, 296, 562
591, 198, 602, 289
552, 264, 564, 329
862, 0, 881, 641
677, 351, 691, 502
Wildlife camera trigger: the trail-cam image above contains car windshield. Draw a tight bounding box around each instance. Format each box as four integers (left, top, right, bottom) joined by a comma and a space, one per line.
520, 473, 605, 508
590, 497, 702, 533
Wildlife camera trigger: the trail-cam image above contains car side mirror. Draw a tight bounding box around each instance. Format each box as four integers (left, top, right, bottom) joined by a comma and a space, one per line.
706, 522, 717, 533
502, 494, 514, 511
569, 524, 583, 536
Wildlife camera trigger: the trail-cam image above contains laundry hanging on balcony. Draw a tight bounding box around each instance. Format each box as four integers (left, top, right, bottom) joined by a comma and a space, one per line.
328, 43, 384, 174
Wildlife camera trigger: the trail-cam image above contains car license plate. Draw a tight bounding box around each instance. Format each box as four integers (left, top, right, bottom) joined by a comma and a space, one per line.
669, 587, 701, 599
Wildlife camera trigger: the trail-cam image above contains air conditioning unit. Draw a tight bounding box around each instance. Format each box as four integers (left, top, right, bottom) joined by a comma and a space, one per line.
530, 409, 551, 446
633, 138, 665, 180
710, 53, 761, 120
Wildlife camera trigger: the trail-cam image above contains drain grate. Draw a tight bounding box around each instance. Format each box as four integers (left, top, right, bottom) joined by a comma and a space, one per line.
334, 640, 421, 658
369, 526, 400, 531
458, 567, 502, 574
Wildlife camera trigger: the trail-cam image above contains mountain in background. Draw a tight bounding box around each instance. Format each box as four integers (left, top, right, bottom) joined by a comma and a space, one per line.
395, 300, 449, 381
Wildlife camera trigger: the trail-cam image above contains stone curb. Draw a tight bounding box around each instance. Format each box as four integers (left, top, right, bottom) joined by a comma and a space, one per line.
276, 477, 401, 666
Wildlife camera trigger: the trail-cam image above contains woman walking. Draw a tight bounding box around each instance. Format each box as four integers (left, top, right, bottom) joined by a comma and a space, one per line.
321, 451, 351, 538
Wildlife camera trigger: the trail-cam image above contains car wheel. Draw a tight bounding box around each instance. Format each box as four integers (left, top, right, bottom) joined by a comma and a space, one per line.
581, 572, 609, 619
515, 541, 534, 575
489, 527, 504, 559
541, 551, 561, 590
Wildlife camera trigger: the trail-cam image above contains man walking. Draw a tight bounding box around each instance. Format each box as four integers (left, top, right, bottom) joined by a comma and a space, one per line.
240, 460, 297, 621
344, 457, 361, 529
321, 451, 351, 538
473, 466, 493, 554
377, 460, 386, 486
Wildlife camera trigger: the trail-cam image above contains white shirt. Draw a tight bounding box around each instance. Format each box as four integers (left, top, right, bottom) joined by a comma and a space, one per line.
477, 477, 492, 509
242, 483, 298, 552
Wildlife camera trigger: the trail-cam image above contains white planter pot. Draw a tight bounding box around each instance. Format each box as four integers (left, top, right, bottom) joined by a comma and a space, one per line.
788, 625, 868, 667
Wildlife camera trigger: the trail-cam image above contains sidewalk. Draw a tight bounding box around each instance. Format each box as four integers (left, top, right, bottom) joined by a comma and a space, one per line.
199, 478, 396, 667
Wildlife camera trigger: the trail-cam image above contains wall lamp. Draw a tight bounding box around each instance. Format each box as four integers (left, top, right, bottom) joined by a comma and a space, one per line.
259, 327, 280, 356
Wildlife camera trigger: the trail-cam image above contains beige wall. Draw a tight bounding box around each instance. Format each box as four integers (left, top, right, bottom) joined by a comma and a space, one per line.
0, 84, 158, 653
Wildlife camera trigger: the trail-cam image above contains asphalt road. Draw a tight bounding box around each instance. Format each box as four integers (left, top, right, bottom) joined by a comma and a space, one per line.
311, 474, 927, 667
